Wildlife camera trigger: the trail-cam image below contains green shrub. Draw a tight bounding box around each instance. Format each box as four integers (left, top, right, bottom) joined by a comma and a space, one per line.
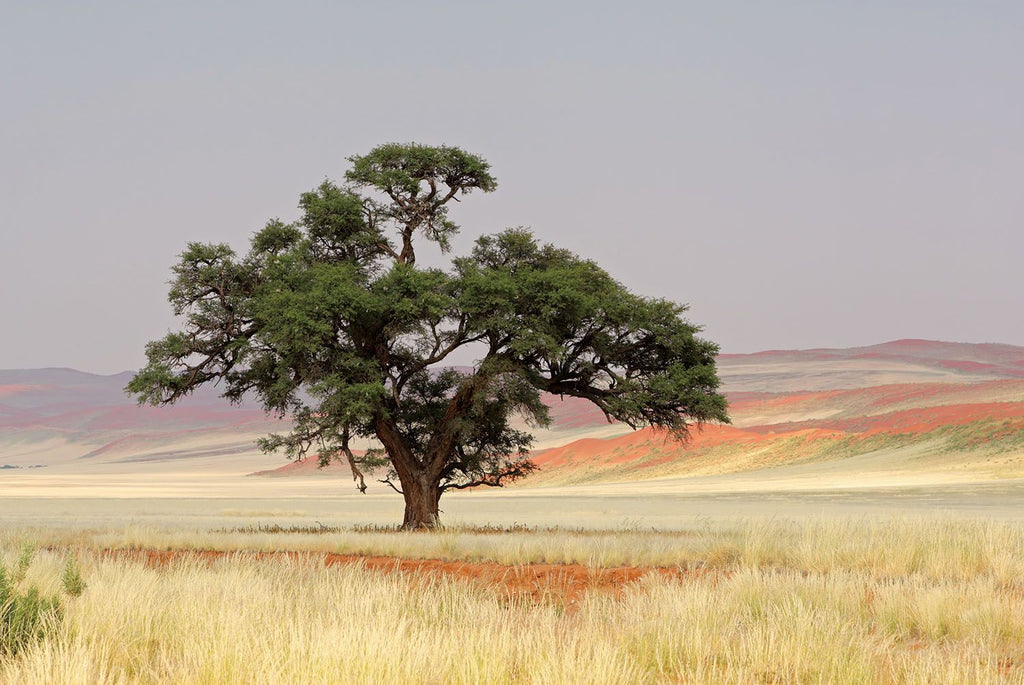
0, 585, 61, 657
1, 546, 82, 658
12, 542, 33, 584
61, 556, 85, 598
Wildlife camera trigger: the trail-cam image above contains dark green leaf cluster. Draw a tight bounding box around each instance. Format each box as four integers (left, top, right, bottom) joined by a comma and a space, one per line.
456, 229, 728, 438
346, 143, 496, 257
127, 143, 728, 509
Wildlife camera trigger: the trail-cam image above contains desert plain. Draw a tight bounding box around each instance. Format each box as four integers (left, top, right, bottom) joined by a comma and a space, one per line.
2, 339, 1023, 683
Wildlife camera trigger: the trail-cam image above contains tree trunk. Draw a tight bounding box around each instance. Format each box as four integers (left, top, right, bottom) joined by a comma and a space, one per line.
401, 475, 441, 529
374, 413, 442, 529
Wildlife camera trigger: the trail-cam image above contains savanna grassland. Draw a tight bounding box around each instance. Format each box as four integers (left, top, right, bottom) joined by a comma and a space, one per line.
4, 341, 1024, 682
1, 517, 1023, 684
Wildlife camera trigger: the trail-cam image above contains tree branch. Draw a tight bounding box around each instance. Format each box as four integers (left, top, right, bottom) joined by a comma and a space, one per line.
340, 427, 367, 494
440, 459, 537, 492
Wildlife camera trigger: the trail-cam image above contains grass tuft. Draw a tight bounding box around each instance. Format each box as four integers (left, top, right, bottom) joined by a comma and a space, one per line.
60, 557, 85, 598
0, 546, 67, 658
215, 522, 343, 535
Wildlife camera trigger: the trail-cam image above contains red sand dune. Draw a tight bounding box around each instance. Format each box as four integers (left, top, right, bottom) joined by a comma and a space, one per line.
727, 380, 1024, 422
531, 424, 773, 471
531, 385, 1024, 481
752, 401, 1024, 436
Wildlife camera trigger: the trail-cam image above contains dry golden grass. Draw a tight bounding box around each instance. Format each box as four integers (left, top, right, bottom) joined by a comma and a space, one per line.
5, 516, 1023, 582
0, 517, 1022, 683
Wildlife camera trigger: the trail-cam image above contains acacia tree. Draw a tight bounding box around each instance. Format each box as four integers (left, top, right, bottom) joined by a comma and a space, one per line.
127, 143, 729, 528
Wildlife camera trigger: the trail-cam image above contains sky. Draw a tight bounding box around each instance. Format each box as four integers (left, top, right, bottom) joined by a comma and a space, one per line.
2, 1, 1022, 374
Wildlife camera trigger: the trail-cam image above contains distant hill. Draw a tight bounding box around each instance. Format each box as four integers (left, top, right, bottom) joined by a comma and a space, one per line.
528, 340, 1024, 486
722, 339, 1024, 372
2, 340, 1023, 486
0, 368, 277, 469
0, 368, 257, 420
716, 339, 1024, 392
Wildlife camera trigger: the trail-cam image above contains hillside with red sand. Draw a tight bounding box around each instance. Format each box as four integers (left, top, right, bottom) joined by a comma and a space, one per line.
3, 340, 1023, 486
746, 401, 1024, 436
527, 382, 1024, 486
727, 379, 1024, 427
521, 343, 1024, 485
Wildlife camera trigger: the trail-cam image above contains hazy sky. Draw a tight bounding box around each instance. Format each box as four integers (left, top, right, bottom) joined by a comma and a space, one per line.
2, 1, 1022, 374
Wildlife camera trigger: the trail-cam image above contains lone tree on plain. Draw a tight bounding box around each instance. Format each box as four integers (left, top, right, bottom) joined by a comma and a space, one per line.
128, 143, 729, 528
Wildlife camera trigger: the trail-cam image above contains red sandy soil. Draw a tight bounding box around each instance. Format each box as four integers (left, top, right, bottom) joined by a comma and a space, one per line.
727, 390, 844, 413
529, 394, 1024, 481
852, 380, 1024, 410
96, 548, 693, 605
530, 424, 851, 476
531, 424, 775, 471
750, 401, 1024, 436
727, 380, 1024, 418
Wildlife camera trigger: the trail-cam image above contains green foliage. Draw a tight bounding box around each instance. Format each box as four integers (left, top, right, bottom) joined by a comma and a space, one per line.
0, 586, 61, 658
61, 556, 85, 598
454, 229, 728, 435
345, 143, 496, 254
13, 543, 33, 584
1, 547, 75, 658
128, 142, 728, 526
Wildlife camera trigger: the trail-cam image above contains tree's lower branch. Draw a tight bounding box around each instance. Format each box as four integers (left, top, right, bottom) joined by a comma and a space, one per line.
442, 479, 503, 491
440, 460, 537, 492
341, 445, 367, 494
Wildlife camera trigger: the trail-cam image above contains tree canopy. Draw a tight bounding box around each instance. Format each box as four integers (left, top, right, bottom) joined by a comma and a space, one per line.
127, 143, 729, 528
